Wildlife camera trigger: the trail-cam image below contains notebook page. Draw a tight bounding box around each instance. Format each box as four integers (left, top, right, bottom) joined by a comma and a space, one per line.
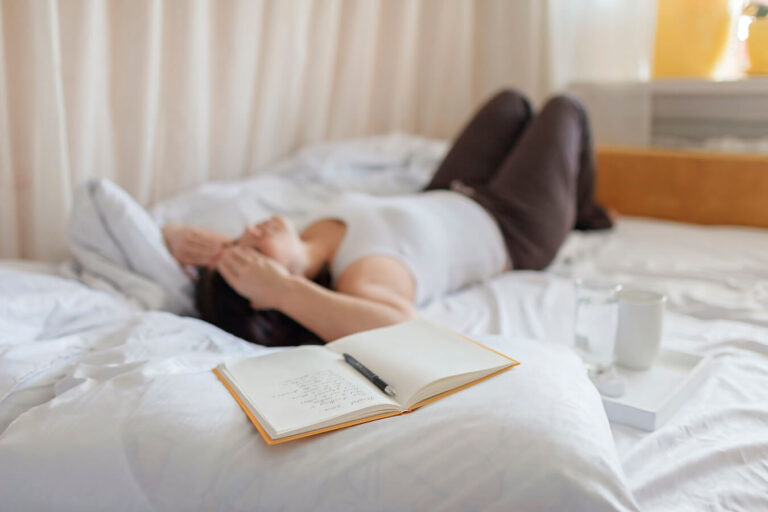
326, 319, 512, 407
224, 346, 397, 436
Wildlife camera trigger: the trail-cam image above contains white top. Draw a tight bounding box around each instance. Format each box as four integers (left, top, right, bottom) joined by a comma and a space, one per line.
309, 190, 508, 305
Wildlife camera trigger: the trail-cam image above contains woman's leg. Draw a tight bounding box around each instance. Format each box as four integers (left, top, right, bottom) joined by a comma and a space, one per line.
424, 89, 532, 191
471, 95, 611, 271
572, 106, 614, 231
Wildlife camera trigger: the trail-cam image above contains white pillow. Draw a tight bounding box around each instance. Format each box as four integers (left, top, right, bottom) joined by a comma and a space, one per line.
149, 133, 447, 236
68, 178, 194, 314
0, 325, 638, 511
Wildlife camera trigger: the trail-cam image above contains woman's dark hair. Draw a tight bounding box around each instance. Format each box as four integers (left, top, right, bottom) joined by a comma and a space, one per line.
195, 266, 331, 347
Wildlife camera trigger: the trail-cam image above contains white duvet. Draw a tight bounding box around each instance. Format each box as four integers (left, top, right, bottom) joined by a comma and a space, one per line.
2, 134, 768, 511
0, 274, 636, 510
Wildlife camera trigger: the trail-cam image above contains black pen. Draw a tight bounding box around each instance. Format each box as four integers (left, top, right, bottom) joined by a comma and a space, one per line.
343, 353, 397, 397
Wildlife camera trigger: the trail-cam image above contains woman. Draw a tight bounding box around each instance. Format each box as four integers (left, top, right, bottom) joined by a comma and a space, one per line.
164, 91, 612, 345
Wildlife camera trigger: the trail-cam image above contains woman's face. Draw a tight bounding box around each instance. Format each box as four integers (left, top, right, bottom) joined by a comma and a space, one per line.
236, 216, 304, 273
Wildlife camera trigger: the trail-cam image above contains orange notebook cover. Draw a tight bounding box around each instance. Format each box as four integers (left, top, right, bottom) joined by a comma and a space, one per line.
213, 320, 519, 445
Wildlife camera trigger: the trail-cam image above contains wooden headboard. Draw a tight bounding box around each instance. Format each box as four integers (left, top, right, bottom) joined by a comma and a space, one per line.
595, 147, 768, 229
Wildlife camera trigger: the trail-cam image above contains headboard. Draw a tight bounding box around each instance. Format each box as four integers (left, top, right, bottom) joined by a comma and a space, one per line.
595, 147, 768, 229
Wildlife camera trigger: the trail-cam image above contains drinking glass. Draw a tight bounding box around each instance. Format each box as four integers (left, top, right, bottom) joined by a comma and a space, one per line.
574, 278, 622, 376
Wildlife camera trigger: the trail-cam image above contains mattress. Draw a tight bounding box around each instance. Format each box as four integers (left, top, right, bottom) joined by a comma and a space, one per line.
1, 134, 767, 510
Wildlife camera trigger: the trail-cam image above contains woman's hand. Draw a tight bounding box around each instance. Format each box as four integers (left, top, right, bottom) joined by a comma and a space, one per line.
216, 245, 291, 310
163, 224, 232, 268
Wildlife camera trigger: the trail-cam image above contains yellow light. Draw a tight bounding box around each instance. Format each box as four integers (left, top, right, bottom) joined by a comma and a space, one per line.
652, 0, 734, 78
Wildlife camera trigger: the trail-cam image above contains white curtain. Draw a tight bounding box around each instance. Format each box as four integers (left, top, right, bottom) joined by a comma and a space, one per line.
0, 0, 653, 261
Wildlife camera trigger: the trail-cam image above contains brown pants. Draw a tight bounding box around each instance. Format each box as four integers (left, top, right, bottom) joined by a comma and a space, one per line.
425, 90, 612, 270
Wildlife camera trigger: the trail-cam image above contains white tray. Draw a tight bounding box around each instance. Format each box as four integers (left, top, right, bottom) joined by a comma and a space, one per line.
601, 349, 712, 431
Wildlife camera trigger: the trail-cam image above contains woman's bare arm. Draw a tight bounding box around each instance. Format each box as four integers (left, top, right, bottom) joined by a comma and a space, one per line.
216, 247, 416, 342
162, 224, 233, 268
276, 275, 416, 342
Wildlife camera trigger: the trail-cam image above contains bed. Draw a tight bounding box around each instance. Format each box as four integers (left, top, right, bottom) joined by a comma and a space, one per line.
1, 135, 767, 511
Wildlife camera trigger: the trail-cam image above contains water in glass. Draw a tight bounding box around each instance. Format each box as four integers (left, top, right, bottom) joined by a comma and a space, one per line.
574, 279, 621, 374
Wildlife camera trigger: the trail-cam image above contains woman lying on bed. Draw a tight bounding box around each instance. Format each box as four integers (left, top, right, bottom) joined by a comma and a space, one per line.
164, 91, 613, 346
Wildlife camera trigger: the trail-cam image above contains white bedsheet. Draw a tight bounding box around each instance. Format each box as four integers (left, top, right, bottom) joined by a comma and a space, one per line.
423, 271, 768, 511
2, 134, 768, 510
423, 218, 768, 509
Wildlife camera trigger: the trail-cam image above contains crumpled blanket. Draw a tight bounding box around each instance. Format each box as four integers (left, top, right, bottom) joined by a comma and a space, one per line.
66, 178, 194, 315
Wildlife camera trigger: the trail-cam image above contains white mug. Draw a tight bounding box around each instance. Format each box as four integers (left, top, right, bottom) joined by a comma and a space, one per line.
614, 289, 667, 370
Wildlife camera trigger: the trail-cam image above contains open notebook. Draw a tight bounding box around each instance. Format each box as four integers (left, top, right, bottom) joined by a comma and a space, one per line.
214, 319, 518, 445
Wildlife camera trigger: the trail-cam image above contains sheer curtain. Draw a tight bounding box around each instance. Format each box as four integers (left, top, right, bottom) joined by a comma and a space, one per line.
0, 0, 653, 261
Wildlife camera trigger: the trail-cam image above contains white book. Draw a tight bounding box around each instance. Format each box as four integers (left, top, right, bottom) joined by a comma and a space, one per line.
214, 318, 518, 444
